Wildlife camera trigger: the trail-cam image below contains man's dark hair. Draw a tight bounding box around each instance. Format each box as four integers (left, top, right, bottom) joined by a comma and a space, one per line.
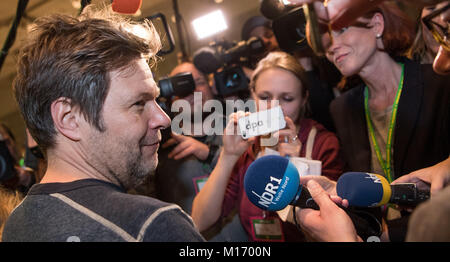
13, 6, 161, 153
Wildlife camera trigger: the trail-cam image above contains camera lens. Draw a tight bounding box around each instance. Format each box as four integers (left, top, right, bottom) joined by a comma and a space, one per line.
158, 73, 195, 99
159, 78, 174, 98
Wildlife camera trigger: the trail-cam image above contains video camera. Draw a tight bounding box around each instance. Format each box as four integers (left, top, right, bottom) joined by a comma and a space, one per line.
193, 37, 265, 98
259, 0, 310, 54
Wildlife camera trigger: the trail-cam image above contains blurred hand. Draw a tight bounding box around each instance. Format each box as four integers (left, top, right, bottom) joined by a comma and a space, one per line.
392, 157, 450, 196
297, 180, 359, 242
163, 133, 209, 161
222, 111, 256, 157
277, 117, 302, 157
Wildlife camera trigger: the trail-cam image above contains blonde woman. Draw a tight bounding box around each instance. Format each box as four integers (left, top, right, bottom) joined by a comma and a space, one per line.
192, 51, 344, 241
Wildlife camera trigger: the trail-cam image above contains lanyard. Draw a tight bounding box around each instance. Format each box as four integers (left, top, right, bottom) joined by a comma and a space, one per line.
364, 63, 404, 183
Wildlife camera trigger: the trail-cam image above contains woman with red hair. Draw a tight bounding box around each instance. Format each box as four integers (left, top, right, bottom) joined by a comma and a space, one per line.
313, 3, 450, 241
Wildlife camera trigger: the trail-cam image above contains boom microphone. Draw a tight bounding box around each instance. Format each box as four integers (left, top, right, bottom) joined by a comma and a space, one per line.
336, 172, 430, 207
80, 0, 142, 15
244, 155, 319, 211
111, 0, 142, 14
193, 47, 223, 75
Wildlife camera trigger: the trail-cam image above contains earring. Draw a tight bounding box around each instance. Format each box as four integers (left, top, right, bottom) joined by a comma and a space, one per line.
376, 33, 382, 39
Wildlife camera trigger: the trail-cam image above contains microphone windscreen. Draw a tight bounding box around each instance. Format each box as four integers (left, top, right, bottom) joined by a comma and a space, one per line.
193, 47, 222, 74
336, 172, 391, 207
111, 0, 142, 14
244, 155, 300, 211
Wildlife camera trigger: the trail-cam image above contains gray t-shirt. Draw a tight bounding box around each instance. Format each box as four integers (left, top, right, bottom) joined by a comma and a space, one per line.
2, 179, 205, 242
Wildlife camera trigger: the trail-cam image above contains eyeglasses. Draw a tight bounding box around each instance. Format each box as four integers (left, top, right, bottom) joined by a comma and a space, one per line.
422, 2, 450, 52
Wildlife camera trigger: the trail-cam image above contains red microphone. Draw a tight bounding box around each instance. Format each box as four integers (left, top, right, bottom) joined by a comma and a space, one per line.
111, 0, 142, 14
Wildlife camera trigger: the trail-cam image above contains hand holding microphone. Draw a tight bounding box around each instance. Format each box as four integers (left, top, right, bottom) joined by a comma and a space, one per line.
297, 180, 360, 242
336, 172, 430, 207
243, 155, 361, 241
244, 156, 396, 241
391, 157, 450, 197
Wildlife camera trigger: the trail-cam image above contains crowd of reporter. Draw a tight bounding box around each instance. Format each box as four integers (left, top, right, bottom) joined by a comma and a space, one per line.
0, 0, 449, 242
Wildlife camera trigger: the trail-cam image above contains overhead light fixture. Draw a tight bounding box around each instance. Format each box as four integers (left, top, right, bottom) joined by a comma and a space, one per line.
192, 10, 228, 40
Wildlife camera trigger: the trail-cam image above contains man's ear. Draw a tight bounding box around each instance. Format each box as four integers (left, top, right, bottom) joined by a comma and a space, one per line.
50, 98, 82, 142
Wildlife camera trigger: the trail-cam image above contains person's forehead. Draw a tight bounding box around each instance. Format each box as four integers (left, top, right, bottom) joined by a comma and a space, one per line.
170, 63, 206, 82
170, 63, 198, 75
109, 59, 158, 97
256, 68, 301, 91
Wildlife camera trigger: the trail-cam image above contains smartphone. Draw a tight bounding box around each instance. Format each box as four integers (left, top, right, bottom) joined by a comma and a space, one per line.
238, 106, 286, 139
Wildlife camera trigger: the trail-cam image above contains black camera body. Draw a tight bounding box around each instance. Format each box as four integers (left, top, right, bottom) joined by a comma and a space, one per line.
214, 66, 249, 98
259, 0, 310, 54
272, 7, 310, 53
193, 37, 265, 98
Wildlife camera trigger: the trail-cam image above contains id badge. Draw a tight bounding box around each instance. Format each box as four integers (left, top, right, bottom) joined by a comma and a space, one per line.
193, 175, 209, 194
250, 216, 284, 242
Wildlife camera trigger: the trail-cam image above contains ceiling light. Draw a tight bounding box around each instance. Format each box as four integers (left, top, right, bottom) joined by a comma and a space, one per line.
192, 10, 228, 40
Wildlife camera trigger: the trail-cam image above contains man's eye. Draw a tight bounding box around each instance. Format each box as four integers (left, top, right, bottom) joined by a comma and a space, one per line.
133, 100, 146, 107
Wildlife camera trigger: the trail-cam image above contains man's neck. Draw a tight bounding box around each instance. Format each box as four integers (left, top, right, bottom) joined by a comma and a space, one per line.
39, 147, 120, 187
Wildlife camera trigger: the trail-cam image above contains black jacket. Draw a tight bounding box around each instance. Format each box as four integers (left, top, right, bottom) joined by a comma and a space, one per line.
330, 58, 450, 241
331, 58, 449, 179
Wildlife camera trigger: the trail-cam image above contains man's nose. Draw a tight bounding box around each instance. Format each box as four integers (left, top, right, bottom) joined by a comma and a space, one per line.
150, 101, 171, 130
